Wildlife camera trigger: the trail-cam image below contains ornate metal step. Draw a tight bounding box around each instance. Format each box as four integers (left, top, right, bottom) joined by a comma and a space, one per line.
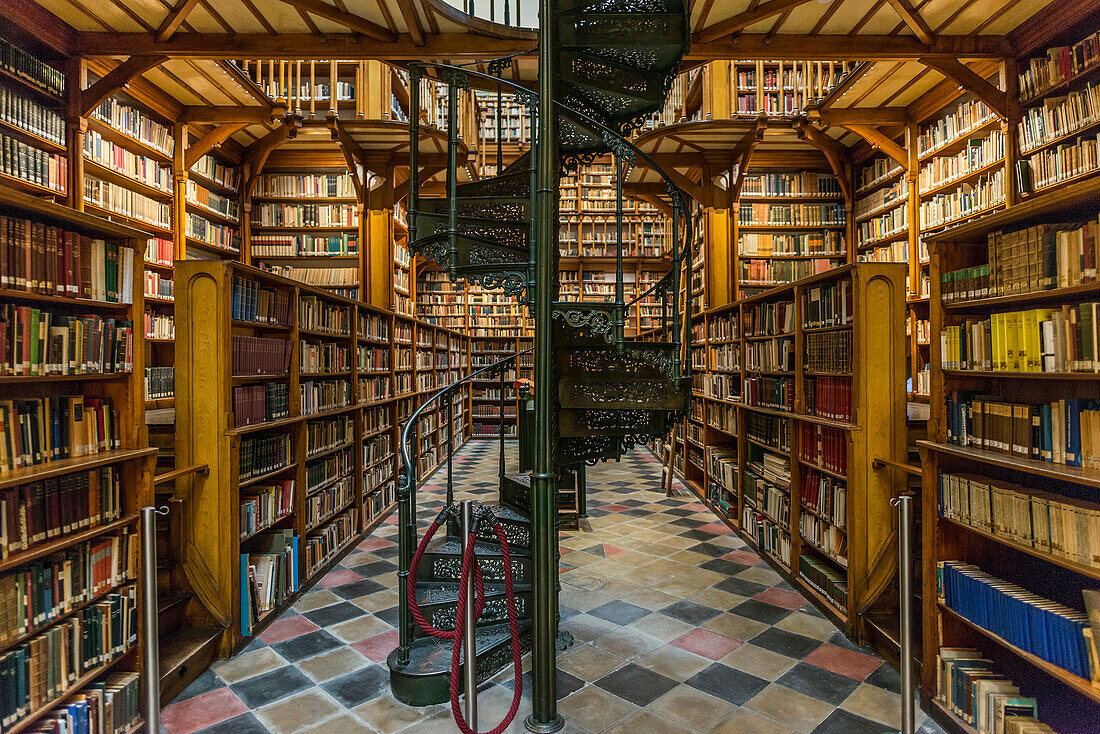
416, 537, 532, 585
559, 407, 671, 437
411, 580, 532, 639
561, 50, 666, 109
560, 14, 688, 71
416, 198, 531, 227
558, 375, 689, 411
388, 620, 532, 707
456, 170, 531, 198
558, 342, 679, 380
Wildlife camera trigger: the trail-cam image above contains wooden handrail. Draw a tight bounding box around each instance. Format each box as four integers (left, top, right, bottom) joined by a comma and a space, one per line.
872, 457, 922, 477
153, 463, 210, 486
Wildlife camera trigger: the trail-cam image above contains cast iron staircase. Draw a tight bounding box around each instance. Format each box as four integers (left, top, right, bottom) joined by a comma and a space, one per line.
389, 0, 692, 707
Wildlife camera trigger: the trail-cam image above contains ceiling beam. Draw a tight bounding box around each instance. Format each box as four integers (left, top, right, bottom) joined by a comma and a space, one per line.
394, 0, 426, 47
0, 0, 78, 54
216, 60, 278, 109
917, 57, 1010, 120
808, 108, 910, 125
792, 119, 853, 203
328, 113, 366, 202
815, 61, 872, 112
731, 125, 765, 202
156, 0, 202, 43
243, 115, 303, 202
1009, 0, 1100, 56
80, 55, 169, 117
180, 106, 277, 123
686, 34, 1011, 61
185, 123, 246, 169
270, 0, 398, 43
695, 0, 816, 44
884, 0, 934, 45
840, 124, 908, 170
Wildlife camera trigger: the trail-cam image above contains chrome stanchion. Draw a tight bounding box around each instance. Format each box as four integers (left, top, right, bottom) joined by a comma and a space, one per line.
892, 494, 915, 734
141, 506, 167, 733
461, 500, 478, 730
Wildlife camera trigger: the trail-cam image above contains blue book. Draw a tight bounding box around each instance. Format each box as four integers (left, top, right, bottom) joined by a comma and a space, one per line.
240, 553, 251, 637
1040, 403, 1053, 461
1065, 398, 1082, 466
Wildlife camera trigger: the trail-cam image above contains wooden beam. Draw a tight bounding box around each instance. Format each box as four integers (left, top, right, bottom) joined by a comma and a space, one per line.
695, 0, 817, 43
1009, 0, 1100, 56
634, 194, 673, 217
793, 119, 853, 203
731, 125, 765, 202
884, 0, 934, 45
394, 0, 425, 47
243, 115, 303, 201
216, 60, 278, 109
185, 123, 246, 169
815, 61, 872, 112
809, 108, 910, 125
686, 34, 1011, 61
917, 57, 1010, 120
80, 55, 169, 117
180, 106, 276, 123
906, 59, 999, 125
327, 113, 366, 202
840, 124, 909, 170
0, 0, 79, 53
156, 0, 201, 42
271, 0, 397, 43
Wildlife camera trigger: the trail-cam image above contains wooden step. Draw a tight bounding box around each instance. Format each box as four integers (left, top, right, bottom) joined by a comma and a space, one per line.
157, 593, 192, 636
159, 626, 225, 705
864, 610, 923, 676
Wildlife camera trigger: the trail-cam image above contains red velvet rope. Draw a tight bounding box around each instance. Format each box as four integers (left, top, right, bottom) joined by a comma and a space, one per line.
407, 518, 486, 639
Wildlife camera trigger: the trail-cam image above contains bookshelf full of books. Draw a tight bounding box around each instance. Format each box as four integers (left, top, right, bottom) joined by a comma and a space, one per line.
249, 170, 361, 300
736, 169, 849, 298
918, 178, 1100, 734
660, 262, 907, 636
0, 184, 156, 734
0, 33, 67, 201
175, 260, 469, 649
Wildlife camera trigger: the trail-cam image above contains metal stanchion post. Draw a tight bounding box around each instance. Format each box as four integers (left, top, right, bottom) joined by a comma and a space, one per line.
141, 506, 164, 733
461, 500, 478, 730
892, 494, 915, 734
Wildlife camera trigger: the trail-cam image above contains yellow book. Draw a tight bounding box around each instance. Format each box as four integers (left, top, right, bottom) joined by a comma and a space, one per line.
992, 313, 1005, 371
1005, 311, 1020, 371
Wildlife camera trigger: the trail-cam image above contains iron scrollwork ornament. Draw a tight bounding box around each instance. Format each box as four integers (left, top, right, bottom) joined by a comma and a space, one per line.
552, 307, 615, 342
439, 67, 470, 91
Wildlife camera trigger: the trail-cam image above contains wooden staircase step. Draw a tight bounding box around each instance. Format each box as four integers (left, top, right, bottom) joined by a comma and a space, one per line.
159, 626, 225, 705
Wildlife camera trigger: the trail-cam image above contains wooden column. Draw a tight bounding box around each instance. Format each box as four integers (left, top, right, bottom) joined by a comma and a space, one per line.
364, 165, 395, 309
66, 56, 86, 212
707, 207, 732, 307
1001, 57, 1021, 206
174, 122, 189, 261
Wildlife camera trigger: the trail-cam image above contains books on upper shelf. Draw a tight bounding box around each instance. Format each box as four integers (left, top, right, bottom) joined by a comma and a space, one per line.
919, 169, 1005, 230
938, 470, 1099, 571
232, 335, 292, 377
939, 561, 1095, 682
84, 177, 169, 230
798, 422, 847, 477
190, 153, 240, 193
0, 396, 121, 472
240, 480, 294, 539
935, 648, 1056, 734
1019, 28, 1100, 101
855, 178, 908, 220
186, 179, 240, 222
144, 365, 173, 401
185, 212, 238, 252
259, 264, 357, 288
83, 129, 170, 194
238, 432, 292, 482
738, 203, 845, 227
1017, 80, 1100, 156
0, 466, 123, 558
740, 258, 835, 287
251, 233, 359, 258
232, 382, 290, 428
941, 305, 1100, 373
804, 330, 852, 374
739, 232, 844, 257
857, 203, 908, 247
240, 529, 298, 635
740, 172, 841, 198
858, 158, 904, 193
1, 131, 66, 193
250, 203, 359, 228
802, 279, 852, 329
231, 276, 292, 326
0, 307, 134, 376
918, 98, 997, 159
805, 376, 851, 423
0, 86, 64, 146
144, 270, 172, 301
90, 98, 172, 158
919, 131, 1005, 195
0, 38, 64, 97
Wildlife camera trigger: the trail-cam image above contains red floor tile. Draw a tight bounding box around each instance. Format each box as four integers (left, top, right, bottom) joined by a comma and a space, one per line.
358, 537, 396, 551
670, 628, 743, 660
696, 522, 732, 535
721, 550, 763, 566
352, 629, 399, 662
161, 687, 248, 734
602, 544, 627, 556
682, 503, 708, 512
803, 642, 883, 681
317, 569, 364, 588
597, 503, 630, 512
753, 587, 809, 610
258, 614, 320, 644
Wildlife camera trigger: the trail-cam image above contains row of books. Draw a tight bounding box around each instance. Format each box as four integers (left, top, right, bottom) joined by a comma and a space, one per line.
301, 379, 351, 415
1017, 80, 1100, 154
919, 131, 1005, 194
253, 173, 354, 198
144, 237, 172, 268
230, 277, 291, 326
190, 152, 240, 193
798, 423, 847, 476
738, 232, 844, 257
240, 529, 298, 635
185, 213, 239, 252
946, 393, 1100, 468
251, 234, 359, 258
744, 507, 791, 566
305, 476, 354, 531
745, 470, 790, 528
232, 382, 290, 429
803, 279, 853, 329
90, 98, 172, 157
1019, 130, 1100, 192
939, 470, 1098, 570
0, 308, 133, 376
741, 172, 841, 199
744, 300, 794, 336
0, 222, 134, 304
0, 467, 122, 558
798, 553, 847, 610
357, 346, 389, 372
856, 204, 908, 247
936, 649, 1052, 734
737, 203, 845, 226
25, 671, 141, 734
231, 335, 291, 378
706, 446, 737, 491
801, 468, 846, 528
799, 512, 846, 564
740, 258, 836, 287
84, 177, 169, 230
0, 86, 64, 146
0, 589, 137, 730
0, 396, 120, 474
143, 311, 172, 340
854, 178, 907, 220
918, 171, 1005, 230
0, 38, 64, 97
0, 530, 137, 645
938, 560, 1095, 681
300, 341, 350, 374
305, 449, 351, 494
941, 306, 1100, 373
305, 415, 353, 458
745, 412, 788, 452
1, 132, 66, 193
238, 432, 292, 482
186, 179, 240, 222
746, 336, 793, 372
144, 365, 173, 401
744, 375, 794, 412
709, 342, 739, 371
804, 375, 852, 423
917, 99, 995, 158
240, 480, 294, 539
858, 158, 903, 192
804, 330, 852, 374
1018, 29, 1100, 101
298, 297, 350, 336
702, 373, 736, 402
259, 265, 358, 288
708, 314, 739, 342
250, 204, 359, 228
83, 129, 169, 193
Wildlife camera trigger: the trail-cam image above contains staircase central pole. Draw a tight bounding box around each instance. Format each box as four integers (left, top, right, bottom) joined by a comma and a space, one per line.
526, 0, 563, 728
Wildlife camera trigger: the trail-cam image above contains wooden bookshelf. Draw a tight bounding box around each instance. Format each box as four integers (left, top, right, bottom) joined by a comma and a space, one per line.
0, 184, 153, 733
175, 260, 469, 651
664, 262, 907, 637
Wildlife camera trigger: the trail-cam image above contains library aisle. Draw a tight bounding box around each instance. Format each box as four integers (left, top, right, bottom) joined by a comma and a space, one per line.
160, 443, 939, 734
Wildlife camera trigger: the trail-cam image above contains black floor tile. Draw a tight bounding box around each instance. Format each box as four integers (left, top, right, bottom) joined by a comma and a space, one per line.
699, 558, 751, 576
322, 665, 390, 708
330, 579, 387, 600
230, 666, 312, 709
595, 663, 678, 707
303, 601, 366, 626
196, 713, 270, 734
270, 629, 343, 663
730, 599, 794, 625
685, 663, 769, 706
829, 631, 871, 653
680, 528, 723, 541
374, 606, 401, 626
506, 667, 585, 701
588, 600, 652, 626
713, 577, 770, 598
690, 541, 735, 557
349, 560, 399, 578
749, 628, 822, 659
372, 545, 399, 559
171, 668, 223, 703
777, 662, 862, 705
660, 600, 721, 626
812, 709, 890, 734
863, 662, 900, 693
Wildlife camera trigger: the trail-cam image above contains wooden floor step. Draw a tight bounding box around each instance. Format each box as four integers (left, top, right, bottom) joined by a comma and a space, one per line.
157, 593, 192, 634
159, 626, 225, 705
864, 610, 922, 675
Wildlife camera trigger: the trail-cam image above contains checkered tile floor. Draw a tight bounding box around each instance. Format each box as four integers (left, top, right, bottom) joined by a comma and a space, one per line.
160, 441, 944, 734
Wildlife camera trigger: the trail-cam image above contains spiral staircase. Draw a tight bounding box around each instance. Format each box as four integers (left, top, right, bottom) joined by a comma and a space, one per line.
387, 0, 693, 712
